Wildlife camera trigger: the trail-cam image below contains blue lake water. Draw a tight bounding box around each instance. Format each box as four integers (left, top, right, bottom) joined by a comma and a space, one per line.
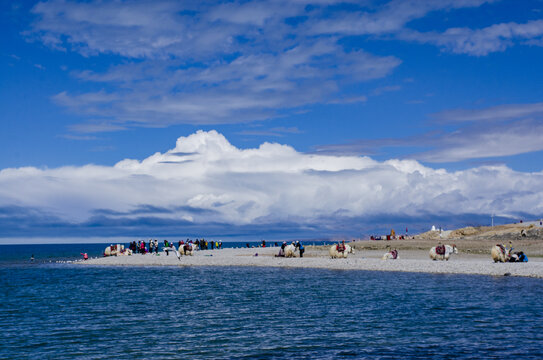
1, 244, 542, 359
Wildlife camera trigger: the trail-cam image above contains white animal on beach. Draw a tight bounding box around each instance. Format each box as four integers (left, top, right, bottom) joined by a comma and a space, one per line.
119, 249, 132, 256
382, 249, 399, 260
329, 244, 354, 259
491, 244, 512, 263
178, 243, 197, 256
429, 244, 457, 261
284, 243, 298, 258
104, 244, 131, 256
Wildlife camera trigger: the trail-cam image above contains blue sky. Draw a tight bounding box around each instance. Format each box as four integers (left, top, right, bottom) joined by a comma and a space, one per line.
1, 0, 543, 242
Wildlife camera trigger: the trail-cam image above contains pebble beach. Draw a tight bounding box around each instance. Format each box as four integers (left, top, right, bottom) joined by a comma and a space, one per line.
79, 246, 543, 278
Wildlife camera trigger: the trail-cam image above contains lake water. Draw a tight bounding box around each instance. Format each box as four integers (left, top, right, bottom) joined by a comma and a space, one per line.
1, 244, 542, 359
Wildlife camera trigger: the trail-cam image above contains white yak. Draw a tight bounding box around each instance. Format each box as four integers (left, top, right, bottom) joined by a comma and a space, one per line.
329, 244, 354, 259
382, 248, 399, 260
491, 243, 512, 263
178, 243, 197, 256
285, 243, 298, 258
429, 244, 457, 261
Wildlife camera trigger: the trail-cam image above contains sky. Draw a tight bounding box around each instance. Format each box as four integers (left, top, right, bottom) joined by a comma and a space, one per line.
1, 0, 543, 242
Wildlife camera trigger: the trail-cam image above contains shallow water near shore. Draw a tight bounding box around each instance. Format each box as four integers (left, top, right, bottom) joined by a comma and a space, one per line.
1, 258, 543, 359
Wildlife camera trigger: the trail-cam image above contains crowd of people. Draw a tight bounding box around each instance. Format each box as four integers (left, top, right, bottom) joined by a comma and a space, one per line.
127, 238, 224, 254
127, 238, 312, 256
129, 240, 159, 254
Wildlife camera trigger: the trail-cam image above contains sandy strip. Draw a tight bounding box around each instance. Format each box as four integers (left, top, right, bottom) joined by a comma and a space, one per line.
77, 247, 543, 278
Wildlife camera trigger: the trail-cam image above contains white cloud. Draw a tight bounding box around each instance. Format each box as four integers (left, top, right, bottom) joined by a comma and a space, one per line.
237, 126, 303, 137
26, 0, 503, 131
29, 0, 307, 59
433, 102, 543, 122
413, 120, 543, 163
29, 0, 495, 60
57, 41, 401, 128
401, 20, 543, 56
1, 130, 542, 229
305, 0, 494, 36
315, 101, 543, 163
30, 0, 195, 58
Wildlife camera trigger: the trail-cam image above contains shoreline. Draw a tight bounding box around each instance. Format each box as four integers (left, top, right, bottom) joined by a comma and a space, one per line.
78, 247, 543, 278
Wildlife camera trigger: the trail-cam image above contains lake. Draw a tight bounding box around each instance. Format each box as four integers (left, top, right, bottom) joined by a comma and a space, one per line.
1, 244, 542, 359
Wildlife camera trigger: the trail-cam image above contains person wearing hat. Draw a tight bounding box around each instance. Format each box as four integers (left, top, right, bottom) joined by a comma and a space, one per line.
276, 241, 287, 257
296, 241, 305, 257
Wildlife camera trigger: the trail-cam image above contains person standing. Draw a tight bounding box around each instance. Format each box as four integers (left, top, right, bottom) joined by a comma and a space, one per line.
164, 240, 170, 256
297, 241, 305, 258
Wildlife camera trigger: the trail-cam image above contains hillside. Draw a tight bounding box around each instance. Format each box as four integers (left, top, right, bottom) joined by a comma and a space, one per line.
338, 222, 543, 257
415, 222, 543, 241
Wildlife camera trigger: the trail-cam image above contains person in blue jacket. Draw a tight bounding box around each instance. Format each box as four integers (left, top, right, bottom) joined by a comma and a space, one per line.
296, 241, 305, 257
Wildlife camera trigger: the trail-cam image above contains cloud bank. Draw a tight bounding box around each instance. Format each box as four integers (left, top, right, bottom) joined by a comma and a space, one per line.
1, 131, 542, 239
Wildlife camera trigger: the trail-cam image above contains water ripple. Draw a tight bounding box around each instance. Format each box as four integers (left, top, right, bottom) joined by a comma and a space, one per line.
1, 266, 542, 359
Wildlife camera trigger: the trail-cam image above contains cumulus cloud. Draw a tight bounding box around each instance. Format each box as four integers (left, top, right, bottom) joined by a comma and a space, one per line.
1, 131, 542, 238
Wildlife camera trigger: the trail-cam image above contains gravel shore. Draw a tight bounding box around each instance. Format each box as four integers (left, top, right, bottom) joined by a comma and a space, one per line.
79, 246, 543, 278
